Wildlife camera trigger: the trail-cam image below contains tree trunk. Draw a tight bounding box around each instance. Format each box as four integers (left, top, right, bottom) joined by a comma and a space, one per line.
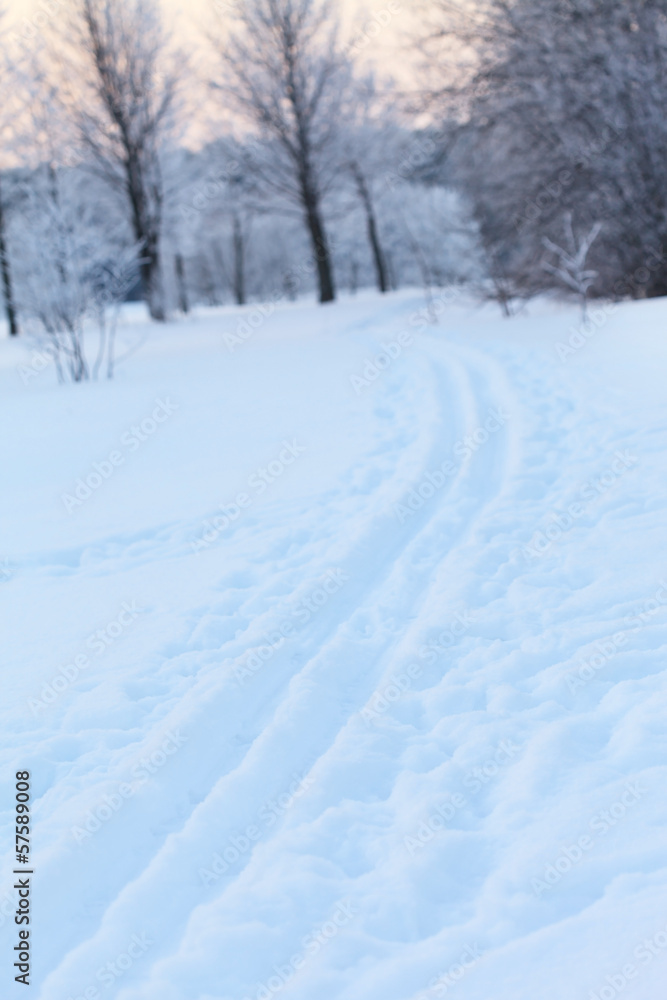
139, 232, 165, 321
352, 164, 388, 294
349, 258, 359, 295
0, 176, 19, 336
126, 154, 166, 322
175, 253, 189, 313
366, 210, 388, 294
645, 260, 667, 298
299, 169, 335, 303
282, 270, 297, 300
385, 251, 398, 291
232, 214, 246, 305
304, 197, 335, 303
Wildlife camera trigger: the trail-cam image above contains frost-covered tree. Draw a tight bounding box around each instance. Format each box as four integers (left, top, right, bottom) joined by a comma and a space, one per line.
419, 0, 667, 301
338, 80, 400, 294
12, 165, 138, 381
165, 138, 260, 307
0, 171, 19, 337
211, 0, 352, 304
55, 0, 181, 320
0, 12, 20, 336
541, 214, 602, 318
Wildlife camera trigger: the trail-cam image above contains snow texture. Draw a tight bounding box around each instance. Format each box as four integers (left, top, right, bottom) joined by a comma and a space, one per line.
1, 289, 666, 1000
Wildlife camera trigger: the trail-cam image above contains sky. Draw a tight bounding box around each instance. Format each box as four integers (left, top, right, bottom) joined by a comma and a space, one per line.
4, 0, 418, 75
2, 0, 421, 152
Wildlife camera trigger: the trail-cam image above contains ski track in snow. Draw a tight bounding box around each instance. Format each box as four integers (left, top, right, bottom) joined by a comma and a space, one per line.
1, 290, 666, 1000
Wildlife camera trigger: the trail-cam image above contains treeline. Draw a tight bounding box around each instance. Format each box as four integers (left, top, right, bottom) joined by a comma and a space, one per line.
0, 0, 481, 378
423, 0, 667, 309
1, 0, 666, 378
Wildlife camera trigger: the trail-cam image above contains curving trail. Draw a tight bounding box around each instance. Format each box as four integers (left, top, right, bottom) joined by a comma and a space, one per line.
1, 290, 666, 1000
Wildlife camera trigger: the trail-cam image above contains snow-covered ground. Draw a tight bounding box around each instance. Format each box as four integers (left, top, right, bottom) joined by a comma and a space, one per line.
2, 289, 666, 1000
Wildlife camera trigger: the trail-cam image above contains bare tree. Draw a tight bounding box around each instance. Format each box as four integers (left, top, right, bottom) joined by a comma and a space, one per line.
57, 0, 181, 321
0, 174, 18, 336
349, 159, 388, 293
542, 214, 602, 318
0, 12, 20, 336
169, 140, 256, 306
13, 163, 138, 381
418, 0, 667, 302
211, 169, 253, 306
211, 0, 350, 304
340, 91, 393, 295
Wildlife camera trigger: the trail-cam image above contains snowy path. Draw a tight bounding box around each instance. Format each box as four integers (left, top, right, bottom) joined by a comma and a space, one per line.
1, 291, 666, 1000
